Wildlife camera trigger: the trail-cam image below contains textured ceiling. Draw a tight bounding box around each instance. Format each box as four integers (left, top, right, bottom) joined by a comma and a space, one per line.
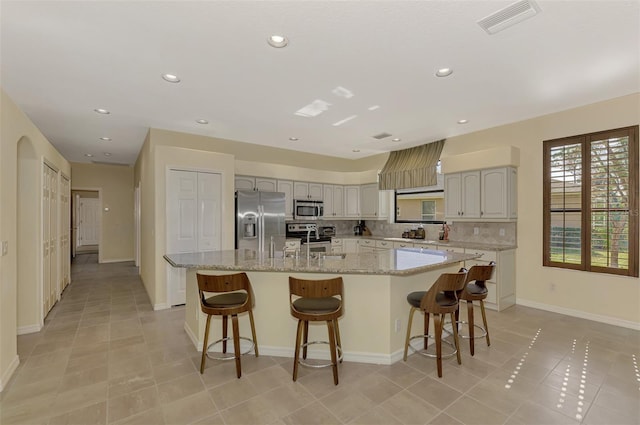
1, 1, 638, 165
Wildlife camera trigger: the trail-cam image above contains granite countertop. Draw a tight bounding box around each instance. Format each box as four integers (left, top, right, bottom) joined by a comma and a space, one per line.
332, 234, 516, 251
164, 248, 480, 276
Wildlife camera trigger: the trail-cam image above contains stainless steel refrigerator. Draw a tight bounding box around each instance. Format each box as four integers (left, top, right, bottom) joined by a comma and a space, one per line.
235, 191, 286, 254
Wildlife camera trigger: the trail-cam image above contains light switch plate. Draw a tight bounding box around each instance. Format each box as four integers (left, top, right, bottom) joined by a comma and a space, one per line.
1, 241, 8, 256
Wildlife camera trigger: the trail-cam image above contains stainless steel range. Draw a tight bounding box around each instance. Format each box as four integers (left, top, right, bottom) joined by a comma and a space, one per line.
286, 223, 334, 255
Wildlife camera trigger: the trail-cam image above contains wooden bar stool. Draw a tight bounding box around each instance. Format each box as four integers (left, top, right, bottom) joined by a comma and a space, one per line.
403, 270, 467, 377
289, 276, 343, 385
455, 262, 496, 356
196, 272, 259, 378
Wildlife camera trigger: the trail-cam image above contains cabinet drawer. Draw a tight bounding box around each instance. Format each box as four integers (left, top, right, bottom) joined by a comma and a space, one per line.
393, 242, 414, 248
465, 249, 497, 262
440, 246, 464, 253
331, 238, 343, 246
359, 239, 375, 247
285, 240, 300, 249
375, 240, 392, 249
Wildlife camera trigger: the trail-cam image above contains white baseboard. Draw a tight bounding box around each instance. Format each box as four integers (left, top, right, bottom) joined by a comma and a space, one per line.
17, 324, 42, 335
0, 355, 20, 392
100, 257, 134, 264
516, 298, 640, 331
153, 303, 168, 311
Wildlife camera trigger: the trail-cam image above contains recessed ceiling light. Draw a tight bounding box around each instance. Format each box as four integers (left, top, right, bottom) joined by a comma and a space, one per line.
94, 108, 110, 114
99, 137, 112, 141
458, 119, 469, 124
352, 149, 360, 152
391, 138, 401, 142
162, 73, 180, 83
195, 119, 209, 124
103, 152, 112, 157
289, 137, 299, 141
435, 68, 453, 77
85, 153, 93, 157
267, 35, 288, 48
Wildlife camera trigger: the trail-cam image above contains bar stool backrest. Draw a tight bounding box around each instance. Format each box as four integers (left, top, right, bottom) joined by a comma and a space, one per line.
419, 270, 468, 312
196, 272, 253, 316
289, 276, 343, 319
463, 262, 496, 290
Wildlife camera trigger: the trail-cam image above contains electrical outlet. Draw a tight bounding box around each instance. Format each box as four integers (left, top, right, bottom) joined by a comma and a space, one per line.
1, 241, 7, 256
550, 283, 556, 292
499, 228, 505, 236
473, 227, 479, 235
394, 318, 401, 333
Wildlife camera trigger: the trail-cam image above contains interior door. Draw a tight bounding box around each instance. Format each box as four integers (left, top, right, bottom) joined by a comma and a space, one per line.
78, 198, 100, 246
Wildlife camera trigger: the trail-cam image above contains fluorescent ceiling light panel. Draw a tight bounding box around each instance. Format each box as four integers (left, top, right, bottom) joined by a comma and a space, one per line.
332, 115, 358, 127
331, 86, 354, 99
294, 99, 332, 117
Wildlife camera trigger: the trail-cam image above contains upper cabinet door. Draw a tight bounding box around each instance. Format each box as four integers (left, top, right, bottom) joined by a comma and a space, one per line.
234, 176, 256, 191
277, 180, 294, 219
481, 168, 507, 219
308, 183, 323, 200
461, 171, 481, 218
255, 178, 277, 192
444, 173, 462, 218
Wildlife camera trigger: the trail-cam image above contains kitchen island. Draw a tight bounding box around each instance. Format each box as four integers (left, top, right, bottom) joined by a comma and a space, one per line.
165, 248, 481, 365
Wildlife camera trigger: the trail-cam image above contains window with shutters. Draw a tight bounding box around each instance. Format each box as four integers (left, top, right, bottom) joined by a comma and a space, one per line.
543, 125, 638, 277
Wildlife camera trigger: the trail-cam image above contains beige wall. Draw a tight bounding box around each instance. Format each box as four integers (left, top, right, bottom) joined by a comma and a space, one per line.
71, 163, 134, 262
1, 89, 71, 390
441, 93, 640, 326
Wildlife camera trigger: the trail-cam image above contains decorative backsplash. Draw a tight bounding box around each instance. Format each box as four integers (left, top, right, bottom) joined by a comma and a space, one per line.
321, 220, 516, 246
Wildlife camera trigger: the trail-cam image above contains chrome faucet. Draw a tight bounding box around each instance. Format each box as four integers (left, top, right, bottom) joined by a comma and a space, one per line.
306, 224, 319, 259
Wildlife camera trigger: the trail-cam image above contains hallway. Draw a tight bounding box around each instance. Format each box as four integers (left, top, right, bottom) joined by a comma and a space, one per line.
0, 257, 638, 424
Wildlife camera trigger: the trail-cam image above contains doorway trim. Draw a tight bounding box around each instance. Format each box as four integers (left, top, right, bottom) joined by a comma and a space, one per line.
71, 187, 103, 264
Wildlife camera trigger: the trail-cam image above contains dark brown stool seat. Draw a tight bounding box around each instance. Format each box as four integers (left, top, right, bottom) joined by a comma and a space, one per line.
289, 276, 343, 385
403, 270, 468, 377
196, 272, 259, 378
455, 262, 496, 356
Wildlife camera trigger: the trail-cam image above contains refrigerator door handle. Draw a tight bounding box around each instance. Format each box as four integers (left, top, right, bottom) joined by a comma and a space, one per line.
258, 205, 264, 252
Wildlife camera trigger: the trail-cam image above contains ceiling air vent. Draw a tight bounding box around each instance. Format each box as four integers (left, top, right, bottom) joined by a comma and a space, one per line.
477, 0, 541, 35
372, 132, 392, 140
91, 161, 131, 167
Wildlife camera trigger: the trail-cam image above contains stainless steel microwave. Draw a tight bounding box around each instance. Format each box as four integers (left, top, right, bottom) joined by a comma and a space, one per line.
293, 199, 323, 220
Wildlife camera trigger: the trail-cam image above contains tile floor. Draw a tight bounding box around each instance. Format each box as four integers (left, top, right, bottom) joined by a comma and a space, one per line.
1, 255, 638, 425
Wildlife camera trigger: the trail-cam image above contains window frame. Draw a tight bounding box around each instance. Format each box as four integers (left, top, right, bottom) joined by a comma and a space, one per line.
542, 125, 638, 277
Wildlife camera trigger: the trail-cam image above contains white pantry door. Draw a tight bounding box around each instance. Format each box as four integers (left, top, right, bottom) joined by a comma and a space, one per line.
166, 169, 221, 307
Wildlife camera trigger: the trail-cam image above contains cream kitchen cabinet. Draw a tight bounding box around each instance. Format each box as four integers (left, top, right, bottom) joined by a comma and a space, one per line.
293, 182, 323, 200
331, 238, 343, 253
480, 167, 517, 219
277, 180, 294, 219
235, 176, 278, 192
344, 185, 360, 218
445, 167, 517, 220
360, 184, 390, 220
323, 184, 345, 218
358, 239, 375, 252
444, 171, 480, 219
343, 238, 359, 253
375, 240, 393, 250
393, 241, 414, 248
463, 248, 515, 311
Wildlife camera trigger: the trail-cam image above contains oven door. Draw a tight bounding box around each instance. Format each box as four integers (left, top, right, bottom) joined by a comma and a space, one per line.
302, 241, 331, 254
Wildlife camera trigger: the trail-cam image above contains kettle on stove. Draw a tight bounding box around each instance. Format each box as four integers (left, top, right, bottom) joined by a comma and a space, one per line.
353, 224, 363, 236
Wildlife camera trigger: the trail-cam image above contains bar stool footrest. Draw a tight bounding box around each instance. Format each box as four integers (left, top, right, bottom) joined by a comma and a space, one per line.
443, 321, 487, 339
298, 340, 343, 368
408, 334, 457, 358
205, 336, 255, 361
